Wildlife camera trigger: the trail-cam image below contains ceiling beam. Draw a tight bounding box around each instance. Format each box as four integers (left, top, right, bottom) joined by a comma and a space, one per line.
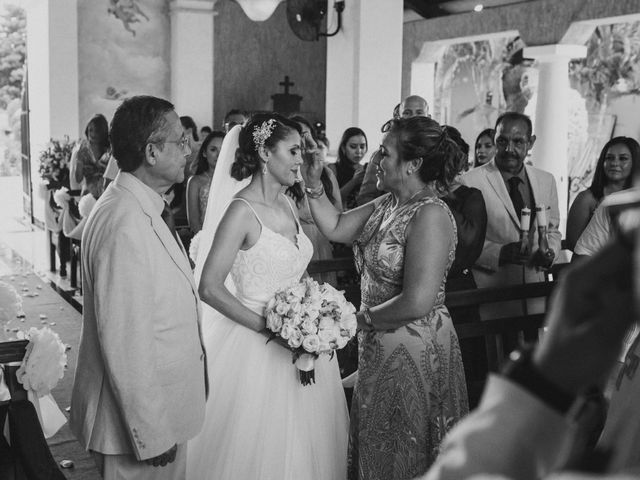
404, 0, 451, 19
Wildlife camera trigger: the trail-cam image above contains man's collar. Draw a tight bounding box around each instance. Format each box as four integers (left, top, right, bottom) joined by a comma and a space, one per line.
499, 163, 527, 183
116, 171, 165, 215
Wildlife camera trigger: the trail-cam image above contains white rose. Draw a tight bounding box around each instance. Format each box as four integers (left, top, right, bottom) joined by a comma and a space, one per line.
266, 311, 283, 333
280, 323, 294, 340
318, 328, 336, 344
265, 296, 277, 312
289, 283, 306, 299
290, 313, 303, 327
318, 316, 335, 331
276, 302, 289, 316
340, 313, 357, 334
305, 306, 320, 321
288, 328, 303, 349
302, 334, 320, 353
301, 319, 318, 335
336, 335, 349, 349
288, 302, 302, 318
317, 341, 332, 355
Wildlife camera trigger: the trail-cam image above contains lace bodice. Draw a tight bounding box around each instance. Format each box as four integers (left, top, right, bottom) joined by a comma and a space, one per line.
229, 198, 313, 314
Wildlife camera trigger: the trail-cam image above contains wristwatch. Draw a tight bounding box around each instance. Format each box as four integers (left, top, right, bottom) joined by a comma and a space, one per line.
501, 346, 576, 414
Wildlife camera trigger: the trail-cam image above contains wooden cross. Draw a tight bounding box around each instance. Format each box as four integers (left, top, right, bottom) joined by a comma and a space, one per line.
279, 76, 295, 95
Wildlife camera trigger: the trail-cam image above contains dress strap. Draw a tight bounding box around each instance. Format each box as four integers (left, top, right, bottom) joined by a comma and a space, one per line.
231, 197, 264, 226
280, 193, 301, 230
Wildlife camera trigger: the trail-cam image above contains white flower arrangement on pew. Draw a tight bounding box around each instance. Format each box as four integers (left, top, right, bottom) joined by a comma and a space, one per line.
0, 282, 68, 438
264, 277, 357, 386
15, 327, 67, 398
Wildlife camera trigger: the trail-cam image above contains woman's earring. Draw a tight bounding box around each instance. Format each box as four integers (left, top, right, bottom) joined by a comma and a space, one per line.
407, 169, 413, 175
262, 162, 268, 175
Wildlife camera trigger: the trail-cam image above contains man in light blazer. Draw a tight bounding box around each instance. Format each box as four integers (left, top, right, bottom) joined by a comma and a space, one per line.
461, 112, 561, 319
70, 96, 207, 479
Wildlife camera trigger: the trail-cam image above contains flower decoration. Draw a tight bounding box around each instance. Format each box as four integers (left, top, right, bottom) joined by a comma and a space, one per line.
189, 230, 202, 264
38, 136, 76, 190
16, 327, 67, 398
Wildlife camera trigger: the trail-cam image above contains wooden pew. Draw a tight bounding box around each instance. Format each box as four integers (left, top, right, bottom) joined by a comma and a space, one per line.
308, 257, 567, 407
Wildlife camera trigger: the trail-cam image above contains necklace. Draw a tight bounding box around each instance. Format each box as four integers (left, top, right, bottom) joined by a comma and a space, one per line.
390, 185, 433, 211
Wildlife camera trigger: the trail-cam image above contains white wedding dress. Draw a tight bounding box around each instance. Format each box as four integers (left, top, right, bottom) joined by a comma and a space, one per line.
186, 186, 348, 476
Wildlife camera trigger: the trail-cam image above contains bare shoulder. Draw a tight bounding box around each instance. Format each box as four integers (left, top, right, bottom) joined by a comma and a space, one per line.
411, 200, 454, 235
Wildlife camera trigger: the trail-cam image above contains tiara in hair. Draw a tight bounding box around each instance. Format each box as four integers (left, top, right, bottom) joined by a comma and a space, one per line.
253, 119, 277, 151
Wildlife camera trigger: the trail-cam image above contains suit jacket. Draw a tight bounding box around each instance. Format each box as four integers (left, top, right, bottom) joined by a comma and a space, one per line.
70, 172, 206, 460
423, 375, 571, 480
461, 161, 561, 318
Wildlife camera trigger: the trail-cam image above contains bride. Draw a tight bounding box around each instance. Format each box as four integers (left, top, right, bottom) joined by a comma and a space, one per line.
186, 113, 349, 479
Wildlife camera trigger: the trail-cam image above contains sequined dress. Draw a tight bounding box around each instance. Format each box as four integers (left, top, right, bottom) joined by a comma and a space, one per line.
348, 193, 468, 480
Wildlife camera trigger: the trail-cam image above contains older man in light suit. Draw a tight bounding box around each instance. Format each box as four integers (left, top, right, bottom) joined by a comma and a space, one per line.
461, 112, 561, 319
70, 96, 207, 479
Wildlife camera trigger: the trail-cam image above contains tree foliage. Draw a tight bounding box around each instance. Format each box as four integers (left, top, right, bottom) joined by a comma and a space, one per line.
0, 4, 26, 109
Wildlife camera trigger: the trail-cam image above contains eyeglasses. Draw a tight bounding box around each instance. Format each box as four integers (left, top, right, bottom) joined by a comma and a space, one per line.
161, 135, 191, 152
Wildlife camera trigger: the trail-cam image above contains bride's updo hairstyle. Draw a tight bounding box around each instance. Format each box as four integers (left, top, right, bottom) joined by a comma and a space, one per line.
384, 116, 464, 193
232, 112, 304, 202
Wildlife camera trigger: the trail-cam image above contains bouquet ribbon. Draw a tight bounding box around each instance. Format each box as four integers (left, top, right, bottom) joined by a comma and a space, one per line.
295, 354, 316, 386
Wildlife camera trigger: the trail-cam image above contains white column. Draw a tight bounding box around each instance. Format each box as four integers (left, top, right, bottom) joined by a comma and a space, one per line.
325, 0, 403, 154
523, 44, 587, 230
170, 0, 216, 129
25, 0, 80, 223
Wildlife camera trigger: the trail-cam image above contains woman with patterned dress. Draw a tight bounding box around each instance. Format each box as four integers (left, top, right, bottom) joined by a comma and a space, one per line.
303, 116, 469, 480
186, 131, 225, 233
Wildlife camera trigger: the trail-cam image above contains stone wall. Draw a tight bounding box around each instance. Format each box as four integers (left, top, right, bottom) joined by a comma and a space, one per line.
213, 0, 327, 129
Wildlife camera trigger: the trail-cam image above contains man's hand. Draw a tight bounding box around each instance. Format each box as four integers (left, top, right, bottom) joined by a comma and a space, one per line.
145, 444, 177, 467
533, 241, 635, 395
530, 248, 555, 269
499, 241, 530, 266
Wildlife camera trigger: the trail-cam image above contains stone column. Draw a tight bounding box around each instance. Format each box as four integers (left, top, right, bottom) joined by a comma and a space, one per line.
170, 0, 216, 129
325, 0, 403, 153
523, 44, 587, 230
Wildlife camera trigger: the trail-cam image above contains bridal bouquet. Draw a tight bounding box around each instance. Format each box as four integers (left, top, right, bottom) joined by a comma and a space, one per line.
264, 277, 357, 386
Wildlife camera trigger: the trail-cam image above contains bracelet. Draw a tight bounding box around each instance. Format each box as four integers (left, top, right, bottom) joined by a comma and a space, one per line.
362, 308, 374, 329
305, 184, 324, 199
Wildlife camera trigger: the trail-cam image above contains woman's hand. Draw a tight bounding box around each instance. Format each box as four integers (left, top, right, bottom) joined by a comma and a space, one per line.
300, 132, 324, 187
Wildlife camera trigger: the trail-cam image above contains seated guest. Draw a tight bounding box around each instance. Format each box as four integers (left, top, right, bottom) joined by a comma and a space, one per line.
70, 114, 111, 191
199, 125, 212, 139
441, 125, 487, 287
222, 109, 247, 133
186, 131, 225, 234
473, 128, 496, 167
60, 175, 103, 240
328, 127, 368, 211
566, 137, 639, 251
180, 115, 200, 175
461, 112, 561, 320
